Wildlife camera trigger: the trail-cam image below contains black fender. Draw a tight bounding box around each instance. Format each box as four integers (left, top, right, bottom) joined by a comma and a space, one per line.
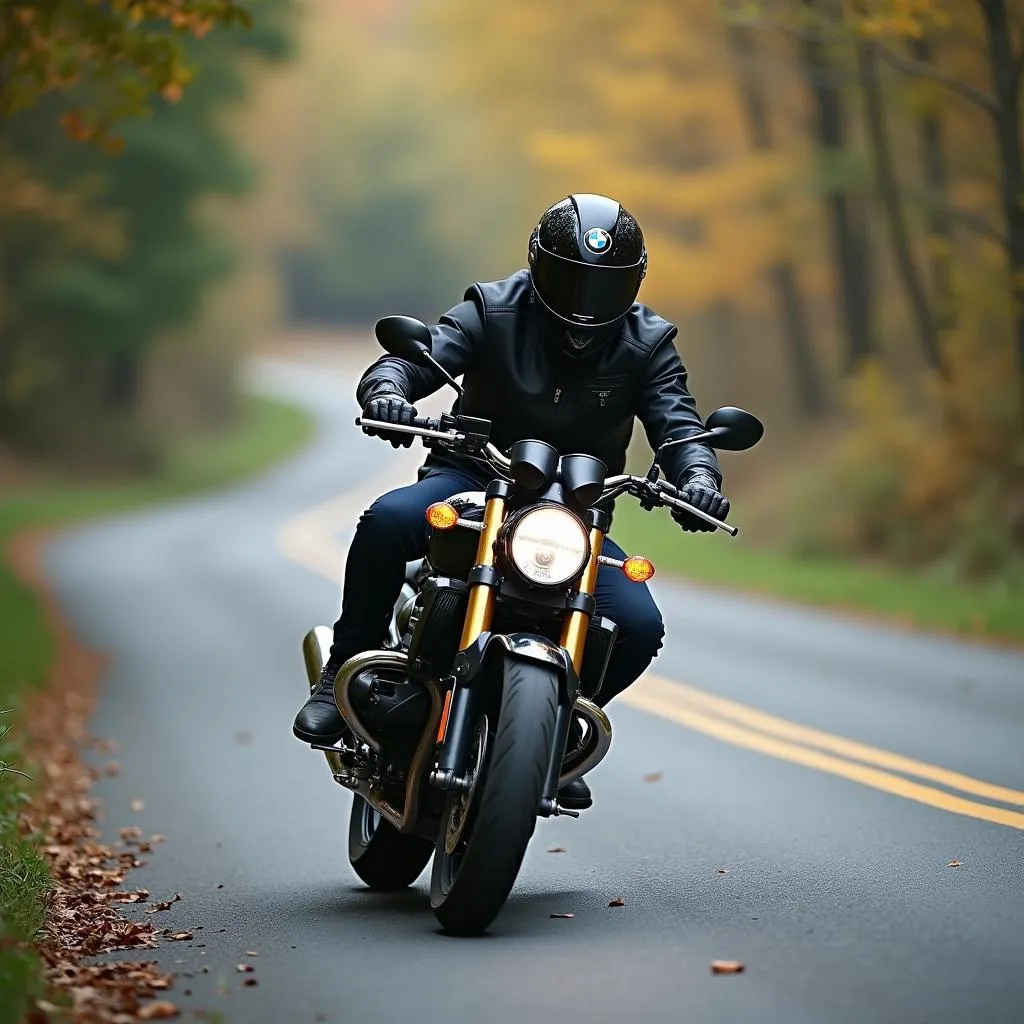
452, 632, 580, 706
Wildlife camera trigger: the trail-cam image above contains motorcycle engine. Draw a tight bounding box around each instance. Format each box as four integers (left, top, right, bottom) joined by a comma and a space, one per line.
349, 668, 430, 745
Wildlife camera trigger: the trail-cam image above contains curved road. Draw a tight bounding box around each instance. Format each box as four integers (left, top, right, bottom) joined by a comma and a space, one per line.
46, 353, 1024, 1024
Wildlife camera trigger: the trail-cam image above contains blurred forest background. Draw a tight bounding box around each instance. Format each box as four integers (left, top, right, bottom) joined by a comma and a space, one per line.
2, 0, 1022, 597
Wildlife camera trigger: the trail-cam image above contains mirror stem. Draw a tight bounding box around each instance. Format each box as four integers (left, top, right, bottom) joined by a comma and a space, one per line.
424, 352, 464, 398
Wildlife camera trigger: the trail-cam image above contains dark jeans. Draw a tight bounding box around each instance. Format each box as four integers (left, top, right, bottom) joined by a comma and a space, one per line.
331, 468, 665, 707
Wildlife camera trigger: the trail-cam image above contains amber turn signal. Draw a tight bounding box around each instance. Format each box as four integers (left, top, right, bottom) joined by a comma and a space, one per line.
425, 502, 459, 530
622, 555, 655, 583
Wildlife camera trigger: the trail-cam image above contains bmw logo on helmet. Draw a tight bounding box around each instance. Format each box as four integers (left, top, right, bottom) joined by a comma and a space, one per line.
584, 227, 612, 254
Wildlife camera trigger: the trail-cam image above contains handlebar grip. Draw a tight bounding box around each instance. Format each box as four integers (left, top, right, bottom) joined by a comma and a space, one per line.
409, 414, 440, 432
659, 490, 739, 536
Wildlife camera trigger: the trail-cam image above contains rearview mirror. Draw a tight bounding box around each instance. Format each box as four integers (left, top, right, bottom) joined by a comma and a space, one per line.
375, 316, 432, 365
705, 407, 764, 451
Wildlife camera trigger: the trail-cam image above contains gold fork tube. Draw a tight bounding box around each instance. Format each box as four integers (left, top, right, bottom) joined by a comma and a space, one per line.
560, 527, 605, 672
458, 495, 506, 649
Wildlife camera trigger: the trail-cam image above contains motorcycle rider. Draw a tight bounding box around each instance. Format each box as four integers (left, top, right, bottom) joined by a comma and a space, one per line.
293, 193, 729, 809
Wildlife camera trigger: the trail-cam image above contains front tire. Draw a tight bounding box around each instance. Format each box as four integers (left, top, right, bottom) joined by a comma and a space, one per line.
430, 658, 559, 935
348, 795, 433, 890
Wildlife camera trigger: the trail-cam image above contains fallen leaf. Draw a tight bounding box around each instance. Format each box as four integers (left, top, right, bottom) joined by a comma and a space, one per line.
948, 859, 962, 868
716, 868, 730, 875
104, 761, 121, 777
642, 771, 663, 783
245, 950, 259, 957
550, 913, 574, 919
114, 890, 149, 904
150, 834, 168, 844
243, 978, 259, 987
130, 799, 145, 813
137, 1001, 179, 1019
169, 932, 193, 942
711, 960, 745, 974
146, 893, 182, 914
236, 963, 254, 973
546, 847, 567, 854
608, 897, 625, 907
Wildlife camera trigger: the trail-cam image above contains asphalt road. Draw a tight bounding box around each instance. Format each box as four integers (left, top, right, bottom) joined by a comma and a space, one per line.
46, 353, 1024, 1024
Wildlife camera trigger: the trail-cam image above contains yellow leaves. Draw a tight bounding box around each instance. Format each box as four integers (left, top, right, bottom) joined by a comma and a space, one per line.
846, 0, 950, 39
1, 0, 252, 134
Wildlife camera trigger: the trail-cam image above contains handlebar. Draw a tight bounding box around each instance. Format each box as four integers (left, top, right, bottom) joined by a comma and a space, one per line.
355, 416, 735, 535
356, 416, 511, 471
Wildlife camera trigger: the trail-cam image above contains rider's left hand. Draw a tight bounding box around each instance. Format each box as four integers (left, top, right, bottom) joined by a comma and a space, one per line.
672, 474, 730, 533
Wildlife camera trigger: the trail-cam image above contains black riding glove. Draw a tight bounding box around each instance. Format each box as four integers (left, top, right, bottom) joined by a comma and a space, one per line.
672, 473, 730, 533
362, 393, 417, 448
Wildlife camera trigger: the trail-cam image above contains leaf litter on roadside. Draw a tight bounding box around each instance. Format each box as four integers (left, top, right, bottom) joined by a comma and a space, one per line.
9, 531, 183, 1023
642, 771, 663, 783
608, 897, 625, 907
550, 912, 574, 919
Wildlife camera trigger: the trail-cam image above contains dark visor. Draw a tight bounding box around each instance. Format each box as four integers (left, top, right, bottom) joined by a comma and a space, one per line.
533, 243, 645, 327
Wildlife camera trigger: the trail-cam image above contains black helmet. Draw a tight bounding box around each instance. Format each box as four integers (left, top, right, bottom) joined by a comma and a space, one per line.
528, 194, 647, 328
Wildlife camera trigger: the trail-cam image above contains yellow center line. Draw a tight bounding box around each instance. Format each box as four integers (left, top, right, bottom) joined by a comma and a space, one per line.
635, 674, 1024, 809
622, 685, 1024, 830
276, 477, 1024, 831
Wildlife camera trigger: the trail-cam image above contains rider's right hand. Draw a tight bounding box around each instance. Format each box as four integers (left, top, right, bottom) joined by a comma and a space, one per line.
362, 393, 418, 448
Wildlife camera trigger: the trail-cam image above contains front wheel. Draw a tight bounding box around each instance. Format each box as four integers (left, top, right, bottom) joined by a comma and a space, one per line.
430, 658, 559, 935
348, 795, 433, 890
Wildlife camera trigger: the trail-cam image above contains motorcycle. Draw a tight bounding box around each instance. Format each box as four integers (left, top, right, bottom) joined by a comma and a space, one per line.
301, 314, 763, 935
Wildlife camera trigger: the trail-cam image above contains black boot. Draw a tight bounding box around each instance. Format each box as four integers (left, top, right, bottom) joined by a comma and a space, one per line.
293, 658, 347, 744
557, 777, 593, 810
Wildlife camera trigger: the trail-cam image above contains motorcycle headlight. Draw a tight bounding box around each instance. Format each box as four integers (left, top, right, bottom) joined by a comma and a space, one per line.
508, 506, 590, 587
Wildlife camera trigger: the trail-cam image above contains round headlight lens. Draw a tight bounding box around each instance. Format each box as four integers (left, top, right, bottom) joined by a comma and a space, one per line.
508, 506, 589, 586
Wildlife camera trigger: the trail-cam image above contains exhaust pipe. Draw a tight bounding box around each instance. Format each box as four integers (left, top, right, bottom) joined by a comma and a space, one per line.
558, 698, 612, 789
334, 649, 411, 752
302, 632, 443, 835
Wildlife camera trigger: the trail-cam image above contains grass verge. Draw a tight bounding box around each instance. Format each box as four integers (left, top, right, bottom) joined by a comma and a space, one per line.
614, 500, 1024, 644
0, 393, 312, 1022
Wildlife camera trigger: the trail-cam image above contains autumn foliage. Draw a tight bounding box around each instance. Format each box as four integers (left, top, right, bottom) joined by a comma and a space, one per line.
409, 0, 1022, 582
0, 0, 252, 144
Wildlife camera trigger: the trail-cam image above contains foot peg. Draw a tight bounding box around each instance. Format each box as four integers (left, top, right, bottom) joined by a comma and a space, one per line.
539, 798, 581, 818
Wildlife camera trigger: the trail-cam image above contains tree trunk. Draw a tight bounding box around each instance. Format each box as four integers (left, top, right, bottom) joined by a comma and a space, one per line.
728, 24, 826, 417
799, 5, 875, 372
108, 352, 139, 411
979, 0, 1024, 408
911, 37, 955, 336
857, 42, 942, 371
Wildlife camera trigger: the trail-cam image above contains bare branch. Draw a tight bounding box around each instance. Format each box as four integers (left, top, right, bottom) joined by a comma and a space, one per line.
947, 206, 1009, 247
874, 43, 999, 116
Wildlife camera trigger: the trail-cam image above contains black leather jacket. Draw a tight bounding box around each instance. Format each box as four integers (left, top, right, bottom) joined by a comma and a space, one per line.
358, 270, 721, 498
